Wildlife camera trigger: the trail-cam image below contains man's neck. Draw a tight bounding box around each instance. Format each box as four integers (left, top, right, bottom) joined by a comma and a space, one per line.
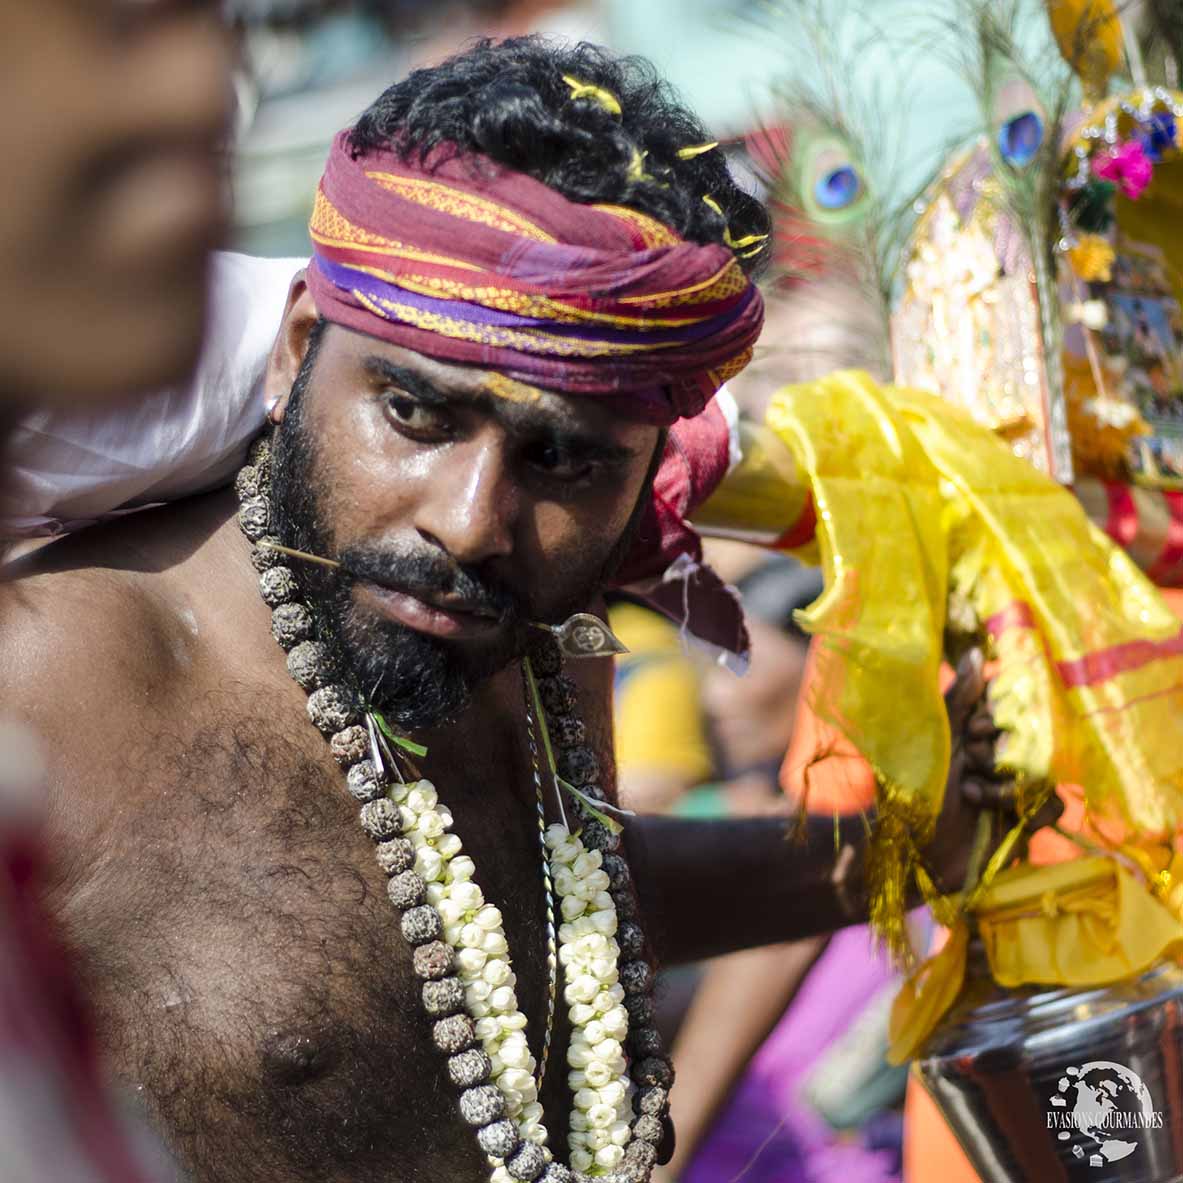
416, 661, 539, 810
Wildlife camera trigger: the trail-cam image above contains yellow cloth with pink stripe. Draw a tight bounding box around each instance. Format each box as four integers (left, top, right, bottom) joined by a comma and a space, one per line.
755, 370, 1183, 840
699, 370, 1183, 996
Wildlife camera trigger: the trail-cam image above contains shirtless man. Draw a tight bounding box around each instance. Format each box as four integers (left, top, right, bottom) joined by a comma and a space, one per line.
1, 37, 994, 1183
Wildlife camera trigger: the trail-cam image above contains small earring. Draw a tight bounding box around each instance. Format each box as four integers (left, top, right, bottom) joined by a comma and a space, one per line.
530, 613, 628, 659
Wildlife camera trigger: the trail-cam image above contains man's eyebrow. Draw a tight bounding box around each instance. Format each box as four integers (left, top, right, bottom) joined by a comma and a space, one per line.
362, 357, 452, 405
363, 354, 638, 462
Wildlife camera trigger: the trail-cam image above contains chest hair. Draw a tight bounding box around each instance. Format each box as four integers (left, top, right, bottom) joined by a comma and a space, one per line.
63, 708, 569, 1183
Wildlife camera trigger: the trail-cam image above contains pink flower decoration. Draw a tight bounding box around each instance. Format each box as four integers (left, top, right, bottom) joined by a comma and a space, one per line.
1094, 140, 1154, 200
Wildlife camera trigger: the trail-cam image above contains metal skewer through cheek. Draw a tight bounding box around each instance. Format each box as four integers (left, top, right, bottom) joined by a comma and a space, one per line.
256, 540, 341, 570
258, 544, 629, 672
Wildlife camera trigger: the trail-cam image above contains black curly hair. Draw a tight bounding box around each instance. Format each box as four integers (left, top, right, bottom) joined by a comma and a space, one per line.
348, 36, 771, 276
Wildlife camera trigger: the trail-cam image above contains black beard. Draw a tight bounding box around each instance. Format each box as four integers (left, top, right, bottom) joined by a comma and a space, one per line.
328, 538, 530, 731
269, 433, 532, 733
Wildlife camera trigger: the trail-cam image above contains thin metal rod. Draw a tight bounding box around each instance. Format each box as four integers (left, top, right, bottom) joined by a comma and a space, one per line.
256, 540, 341, 570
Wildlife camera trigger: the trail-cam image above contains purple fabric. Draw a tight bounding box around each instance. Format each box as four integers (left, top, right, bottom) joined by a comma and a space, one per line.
317, 258, 760, 347
682, 926, 901, 1183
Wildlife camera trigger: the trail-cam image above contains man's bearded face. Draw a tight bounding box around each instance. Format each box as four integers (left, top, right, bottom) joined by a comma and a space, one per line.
269, 316, 660, 732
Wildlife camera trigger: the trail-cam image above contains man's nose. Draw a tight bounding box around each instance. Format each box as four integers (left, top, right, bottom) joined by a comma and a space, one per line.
414, 438, 519, 566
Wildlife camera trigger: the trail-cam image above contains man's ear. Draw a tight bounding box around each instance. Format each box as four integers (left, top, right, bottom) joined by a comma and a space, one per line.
265, 271, 320, 424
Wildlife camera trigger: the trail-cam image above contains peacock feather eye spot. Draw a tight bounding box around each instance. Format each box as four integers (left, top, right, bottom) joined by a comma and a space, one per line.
814, 165, 862, 210
998, 111, 1044, 167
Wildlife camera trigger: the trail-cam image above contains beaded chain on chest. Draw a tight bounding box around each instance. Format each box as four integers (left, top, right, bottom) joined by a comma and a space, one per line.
235, 435, 673, 1182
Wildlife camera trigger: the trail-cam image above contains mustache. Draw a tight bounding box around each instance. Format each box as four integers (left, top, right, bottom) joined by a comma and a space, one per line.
338, 543, 523, 623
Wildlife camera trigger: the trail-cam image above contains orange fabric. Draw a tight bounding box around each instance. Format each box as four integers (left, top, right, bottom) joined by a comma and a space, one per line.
904, 1080, 978, 1183
780, 650, 957, 814
904, 586, 1183, 1183
1159, 585, 1183, 617
779, 647, 876, 813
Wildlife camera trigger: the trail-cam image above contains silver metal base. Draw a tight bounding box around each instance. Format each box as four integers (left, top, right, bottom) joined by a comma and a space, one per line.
916, 960, 1183, 1182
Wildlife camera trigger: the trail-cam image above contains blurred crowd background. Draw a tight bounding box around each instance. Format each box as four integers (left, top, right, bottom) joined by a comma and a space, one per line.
227, 0, 994, 255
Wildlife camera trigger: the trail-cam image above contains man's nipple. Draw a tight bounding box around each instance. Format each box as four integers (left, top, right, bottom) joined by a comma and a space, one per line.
260, 1028, 340, 1088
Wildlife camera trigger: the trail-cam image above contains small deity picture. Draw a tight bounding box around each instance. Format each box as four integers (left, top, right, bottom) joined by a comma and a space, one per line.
1105, 293, 1183, 424
1130, 433, 1183, 485
1088, 239, 1183, 488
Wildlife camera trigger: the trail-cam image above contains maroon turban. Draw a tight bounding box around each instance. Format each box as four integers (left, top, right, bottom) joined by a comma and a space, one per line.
306, 132, 763, 425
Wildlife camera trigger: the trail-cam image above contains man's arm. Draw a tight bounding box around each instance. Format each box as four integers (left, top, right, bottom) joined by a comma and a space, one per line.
573, 601, 1034, 965
566, 629, 863, 960
571, 628, 862, 959
624, 811, 865, 964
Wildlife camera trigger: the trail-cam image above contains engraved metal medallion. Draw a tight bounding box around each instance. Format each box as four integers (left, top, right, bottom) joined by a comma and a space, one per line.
532, 613, 629, 659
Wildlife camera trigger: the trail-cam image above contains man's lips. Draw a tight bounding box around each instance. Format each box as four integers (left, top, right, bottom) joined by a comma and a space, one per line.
357, 580, 503, 640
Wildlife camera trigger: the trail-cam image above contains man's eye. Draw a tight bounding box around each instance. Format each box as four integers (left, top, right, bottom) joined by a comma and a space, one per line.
384, 392, 446, 434
529, 442, 594, 482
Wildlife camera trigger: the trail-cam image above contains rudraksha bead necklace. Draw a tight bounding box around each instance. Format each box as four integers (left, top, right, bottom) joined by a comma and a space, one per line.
236, 436, 673, 1182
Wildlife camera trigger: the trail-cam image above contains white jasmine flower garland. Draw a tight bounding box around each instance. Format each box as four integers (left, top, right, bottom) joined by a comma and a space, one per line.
395, 781, 635, 1179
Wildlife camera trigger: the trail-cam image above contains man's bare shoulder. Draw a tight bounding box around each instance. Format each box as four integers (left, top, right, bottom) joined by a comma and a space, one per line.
0, 491, 245, 747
